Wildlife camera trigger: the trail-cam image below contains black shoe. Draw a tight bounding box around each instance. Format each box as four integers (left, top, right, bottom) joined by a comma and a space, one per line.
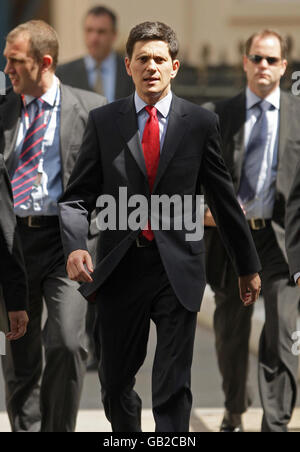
220, 413, 244, 432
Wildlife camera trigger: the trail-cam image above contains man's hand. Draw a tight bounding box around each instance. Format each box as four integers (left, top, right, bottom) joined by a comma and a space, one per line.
6, 311, 29, 341
238, 273, 261, 307
67, 250, 94, 283
297, 278, 300, 287
204, 208, 217, 227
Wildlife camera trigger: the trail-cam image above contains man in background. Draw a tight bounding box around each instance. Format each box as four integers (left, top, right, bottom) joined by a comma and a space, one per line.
204, 30, 300, 432
56, 5, 133, 102
1, 20, 106, 432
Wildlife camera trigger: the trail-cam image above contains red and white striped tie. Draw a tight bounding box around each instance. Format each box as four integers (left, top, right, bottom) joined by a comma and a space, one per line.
11, 98, 46, 207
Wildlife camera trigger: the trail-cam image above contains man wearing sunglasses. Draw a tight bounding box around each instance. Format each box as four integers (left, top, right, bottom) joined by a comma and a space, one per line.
203, 30, 300, 432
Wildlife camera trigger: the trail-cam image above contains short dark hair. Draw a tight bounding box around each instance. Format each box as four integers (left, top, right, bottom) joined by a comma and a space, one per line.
245, 29, 287, 59
85, 5, 117, 31
126, 22, 179, 60
6, 20, 59, 70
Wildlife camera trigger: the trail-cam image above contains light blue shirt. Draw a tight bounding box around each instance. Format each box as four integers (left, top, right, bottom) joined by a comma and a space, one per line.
237, 87, 280, 220
134, 91, 172, 151
13, 76, 62, 217
84, 52, 117, 103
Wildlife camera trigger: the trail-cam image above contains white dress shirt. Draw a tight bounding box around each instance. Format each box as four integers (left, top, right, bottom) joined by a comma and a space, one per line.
134, 90, 172, 151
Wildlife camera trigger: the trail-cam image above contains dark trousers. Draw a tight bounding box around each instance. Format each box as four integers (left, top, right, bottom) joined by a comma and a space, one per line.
212, 225, 299, 432
1, 221, 87, 432
94, 243, 198, 432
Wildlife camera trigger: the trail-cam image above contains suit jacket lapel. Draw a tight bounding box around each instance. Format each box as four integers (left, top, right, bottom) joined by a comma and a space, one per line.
231, 92, 246, 190
116, 94, 188, 194
152, 95, 189, 193
277, 91, 289, 165
78, 58, 92, 91
116, 95, 148, 179
60, 84, 80, 184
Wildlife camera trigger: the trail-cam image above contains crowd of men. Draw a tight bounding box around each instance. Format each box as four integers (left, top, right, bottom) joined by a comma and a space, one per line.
0, 4, 299, 433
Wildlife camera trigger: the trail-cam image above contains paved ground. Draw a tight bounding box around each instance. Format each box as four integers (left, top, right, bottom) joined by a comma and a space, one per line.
0, 288, 299, 432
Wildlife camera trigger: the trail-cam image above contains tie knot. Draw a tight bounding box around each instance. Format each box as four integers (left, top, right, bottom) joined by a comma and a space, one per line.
33, 98, 45, 113
95, 62, 102, 71
257, 100, 272, 112
145, 106, 157, 118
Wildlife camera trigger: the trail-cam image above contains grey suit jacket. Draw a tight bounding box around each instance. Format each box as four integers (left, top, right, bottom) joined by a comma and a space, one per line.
56, 54, 134, 100
0, 83, 107, 237
0, 154, 28, 311
203, 90, 300, 288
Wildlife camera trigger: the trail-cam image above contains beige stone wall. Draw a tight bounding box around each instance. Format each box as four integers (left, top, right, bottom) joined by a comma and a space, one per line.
52, 0, 300, 65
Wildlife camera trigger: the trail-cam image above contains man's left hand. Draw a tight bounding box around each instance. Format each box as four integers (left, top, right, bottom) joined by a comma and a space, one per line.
238, 273, 261, 307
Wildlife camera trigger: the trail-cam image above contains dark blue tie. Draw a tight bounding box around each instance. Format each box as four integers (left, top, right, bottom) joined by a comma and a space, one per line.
11, 98, 46, 207
238, 100, 272, 203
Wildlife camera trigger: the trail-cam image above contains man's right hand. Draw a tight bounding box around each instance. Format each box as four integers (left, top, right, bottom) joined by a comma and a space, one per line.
7, 311, 29, 341
67, 250, 94, 283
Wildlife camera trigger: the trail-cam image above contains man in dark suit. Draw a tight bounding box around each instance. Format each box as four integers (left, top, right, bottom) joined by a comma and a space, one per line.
0, 20, 106, 432
203, 30, 300, 432
56, 5, 133, 102
59, 21, 261, 432
0, 154, 28, 341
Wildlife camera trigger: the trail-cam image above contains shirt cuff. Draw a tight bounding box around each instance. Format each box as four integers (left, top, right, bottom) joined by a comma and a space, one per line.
294, 272, 300, 284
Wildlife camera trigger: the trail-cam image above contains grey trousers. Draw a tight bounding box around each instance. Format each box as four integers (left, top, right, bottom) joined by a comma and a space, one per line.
1, 221, 87, 432
211, 225, 299, 432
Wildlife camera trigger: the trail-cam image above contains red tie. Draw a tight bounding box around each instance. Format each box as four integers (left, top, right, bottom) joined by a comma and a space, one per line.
141, 106, 160, 240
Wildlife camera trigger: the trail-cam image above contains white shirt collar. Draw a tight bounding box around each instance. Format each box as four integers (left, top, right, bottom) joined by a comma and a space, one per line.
246, 86, 280, 111
134, 91, 173, 118
24, 75, 59, 107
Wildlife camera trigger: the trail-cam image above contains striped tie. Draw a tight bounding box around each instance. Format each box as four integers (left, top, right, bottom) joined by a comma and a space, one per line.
238, 100, 272, 203
11, 98, 46, 207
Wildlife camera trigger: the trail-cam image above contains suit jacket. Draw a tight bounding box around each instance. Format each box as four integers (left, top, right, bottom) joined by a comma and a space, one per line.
56, 54, 134, 100
0, 83, 107, 237
0, 154, 28, 311
59, 94, 260, 312
203, 90, 300, 288
285, 158, 300, 278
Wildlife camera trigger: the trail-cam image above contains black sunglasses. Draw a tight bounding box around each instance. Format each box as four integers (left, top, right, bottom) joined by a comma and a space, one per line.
247, 54, 281, 65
